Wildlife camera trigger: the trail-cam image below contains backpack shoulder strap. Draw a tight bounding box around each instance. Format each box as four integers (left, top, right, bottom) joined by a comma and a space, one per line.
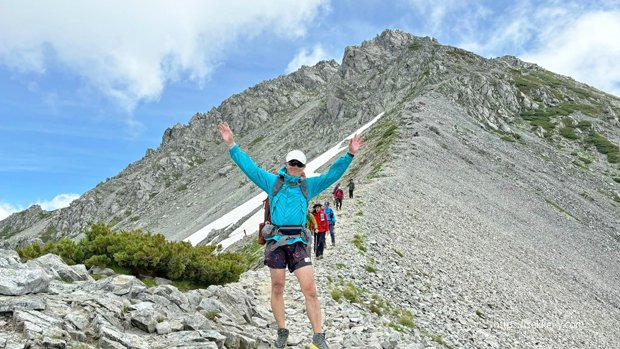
271, 175, 285, 197
299, 177, 308, 200
272, 175, 308, 200
263, 198, 271, 221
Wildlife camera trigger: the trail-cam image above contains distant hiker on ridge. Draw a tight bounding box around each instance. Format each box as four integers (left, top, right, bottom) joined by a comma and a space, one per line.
347, 179, 355, 198
333, 186, 344, 210
217, 122, 363, 349
332, 183, 340, 197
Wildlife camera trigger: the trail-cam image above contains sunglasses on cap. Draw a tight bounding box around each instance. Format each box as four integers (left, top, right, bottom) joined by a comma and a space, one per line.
287, 160, 305, 168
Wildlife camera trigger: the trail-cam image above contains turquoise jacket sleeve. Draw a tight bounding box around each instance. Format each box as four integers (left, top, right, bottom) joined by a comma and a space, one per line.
306, 153, 354, 199
228, 145, 277, 193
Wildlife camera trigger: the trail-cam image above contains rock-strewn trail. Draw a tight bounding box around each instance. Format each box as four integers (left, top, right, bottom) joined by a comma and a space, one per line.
0, 191, 422, 349
244, 189, 424, 349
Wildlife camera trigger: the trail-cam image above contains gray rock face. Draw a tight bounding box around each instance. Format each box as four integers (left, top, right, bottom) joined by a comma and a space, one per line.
129, 304, 162, 333
88, 265, 116, 277
0, 252, 302, 348
0, 252, 235, 345
0, 205, 50, 242
0, 249, 21, 267
0, 268, 50, 296
27, 254, 92, 282
92, 274, 147, 296
0, 296, 46, 313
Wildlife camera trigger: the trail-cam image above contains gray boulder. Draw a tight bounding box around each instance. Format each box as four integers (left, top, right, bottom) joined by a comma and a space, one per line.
13, 309, 69, 340
0, 268, 50, 295
26, 254, 92, 282
155, 319, 184, 334
70, 264, 92, 281
130, 308, 160, 333
88, 265, 116, 277
95, 274, 146, 296
160, 331, 218, 348
150, 285, 190, 312
0, 296, 46, 313
98, 326, 148, 349
0, 249, 21, 268
203, 285, 254, 323
64, 310, 90, 331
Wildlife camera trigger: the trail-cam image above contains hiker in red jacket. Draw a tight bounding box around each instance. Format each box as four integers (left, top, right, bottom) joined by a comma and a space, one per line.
333, 187, 344, 210
311, 203, 330, 259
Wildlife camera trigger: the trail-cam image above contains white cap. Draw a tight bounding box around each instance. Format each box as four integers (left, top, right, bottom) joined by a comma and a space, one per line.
285, 149, 307, 165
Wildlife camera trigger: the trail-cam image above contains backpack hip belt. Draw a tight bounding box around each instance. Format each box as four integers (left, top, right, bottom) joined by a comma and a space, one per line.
264, 225, 312, 252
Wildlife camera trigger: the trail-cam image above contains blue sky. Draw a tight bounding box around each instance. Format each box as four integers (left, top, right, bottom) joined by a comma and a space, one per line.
1, 0, 620, 219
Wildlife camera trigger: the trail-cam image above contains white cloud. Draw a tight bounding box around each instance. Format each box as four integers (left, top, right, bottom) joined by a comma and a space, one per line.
404, 1, 620, 96
285, 45, 331, 73
0, 203, 20, 221
457, 2, 539, 56
406, 0, 490, 37
36, 194, 80, 211
0, 0, 329, 111
521, 11, 620, 96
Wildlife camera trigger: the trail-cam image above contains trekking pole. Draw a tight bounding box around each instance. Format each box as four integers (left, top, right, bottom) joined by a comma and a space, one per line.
313, 233, 317, 256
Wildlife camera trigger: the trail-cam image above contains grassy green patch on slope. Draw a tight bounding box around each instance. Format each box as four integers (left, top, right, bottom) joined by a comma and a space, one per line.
586, 131, 620, 164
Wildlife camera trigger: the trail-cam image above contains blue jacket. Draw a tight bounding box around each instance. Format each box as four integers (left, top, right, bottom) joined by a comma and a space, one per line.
228, 145, 353, 243
324, 207, 336, 224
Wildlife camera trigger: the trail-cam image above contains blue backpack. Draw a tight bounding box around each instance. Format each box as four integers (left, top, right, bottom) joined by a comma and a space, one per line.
258, 175, 308, 244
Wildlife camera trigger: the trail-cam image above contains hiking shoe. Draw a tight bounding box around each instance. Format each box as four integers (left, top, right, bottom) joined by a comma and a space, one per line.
310, 332, 329, 349
272, 328, 289, 348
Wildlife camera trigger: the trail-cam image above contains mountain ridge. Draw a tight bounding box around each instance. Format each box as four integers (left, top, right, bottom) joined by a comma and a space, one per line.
1, 28, 619, 244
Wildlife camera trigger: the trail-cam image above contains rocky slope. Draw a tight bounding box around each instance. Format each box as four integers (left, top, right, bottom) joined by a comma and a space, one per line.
335, 94, 620, 348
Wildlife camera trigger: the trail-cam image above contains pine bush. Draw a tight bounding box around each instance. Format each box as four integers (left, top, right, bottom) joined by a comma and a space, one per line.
16, 223, 247, 287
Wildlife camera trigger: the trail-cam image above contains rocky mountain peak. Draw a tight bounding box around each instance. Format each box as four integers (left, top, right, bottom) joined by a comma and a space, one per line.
0, 205, 50, 242
365, 29, 417, 49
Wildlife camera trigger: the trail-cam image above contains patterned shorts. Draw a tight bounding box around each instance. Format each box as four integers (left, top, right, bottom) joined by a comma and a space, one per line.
264, 242, 312, 273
